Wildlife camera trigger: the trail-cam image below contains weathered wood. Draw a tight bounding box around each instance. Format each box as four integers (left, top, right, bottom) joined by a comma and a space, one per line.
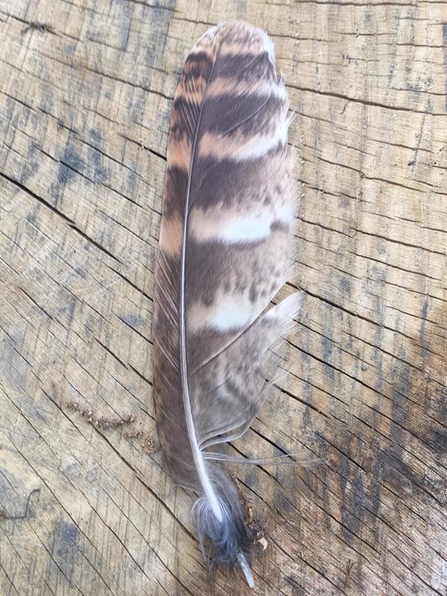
1, 1, 446, 594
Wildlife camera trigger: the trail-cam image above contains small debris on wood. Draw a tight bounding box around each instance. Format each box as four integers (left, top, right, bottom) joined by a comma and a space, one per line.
245, 504, 255, 529
255, 536, 268, 551
21, 21, 56, 35
123, 429, 158, 454
67, 402, 135, 429
235, 479, 268, 550
66, 403, 156, 453
343, 559, 357, 590
0, 488, 40, 521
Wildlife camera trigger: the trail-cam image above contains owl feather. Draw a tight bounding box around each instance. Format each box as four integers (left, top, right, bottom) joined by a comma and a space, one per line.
152, 21, 301, 587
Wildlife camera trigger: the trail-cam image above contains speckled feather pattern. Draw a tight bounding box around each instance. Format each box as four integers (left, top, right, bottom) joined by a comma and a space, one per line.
152, 22, 301, 585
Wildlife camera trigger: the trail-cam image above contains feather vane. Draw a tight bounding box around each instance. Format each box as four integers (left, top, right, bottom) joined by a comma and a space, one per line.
152, 21, 300, 586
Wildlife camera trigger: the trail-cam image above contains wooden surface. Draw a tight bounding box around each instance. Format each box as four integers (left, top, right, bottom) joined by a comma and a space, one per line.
1, 0, 446, 594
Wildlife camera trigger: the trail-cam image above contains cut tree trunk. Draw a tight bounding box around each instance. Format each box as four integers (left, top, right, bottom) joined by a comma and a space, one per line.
1, 1, 446, 595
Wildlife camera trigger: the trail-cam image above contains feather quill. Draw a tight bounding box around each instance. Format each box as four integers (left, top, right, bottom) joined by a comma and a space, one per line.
152, 21, 301, 586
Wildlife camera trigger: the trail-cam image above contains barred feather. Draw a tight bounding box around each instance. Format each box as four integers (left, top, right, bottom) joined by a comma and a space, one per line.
152, 21, 301, 586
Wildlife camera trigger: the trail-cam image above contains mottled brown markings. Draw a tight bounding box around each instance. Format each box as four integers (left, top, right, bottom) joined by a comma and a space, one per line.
184, 229, 291, 335
190, 311, 287, 381
186, 149, 295, 249
188, 301, 299, 445
217, 26, 272, 61
192, 370, 264, 440
152, 22, 302, 582
188, 189, 294, 243
189, 148, 290, 209
164, 47, 215, 175
173, 92, 285, 144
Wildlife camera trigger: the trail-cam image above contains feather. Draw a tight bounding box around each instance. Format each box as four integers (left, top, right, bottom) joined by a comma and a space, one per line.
152, 21, 300, 587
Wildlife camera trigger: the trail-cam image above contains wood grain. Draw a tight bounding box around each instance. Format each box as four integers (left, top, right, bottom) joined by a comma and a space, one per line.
1, 0, 446, 594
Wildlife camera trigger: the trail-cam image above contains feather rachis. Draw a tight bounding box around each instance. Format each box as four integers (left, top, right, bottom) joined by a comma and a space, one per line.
153, 21, 300, 585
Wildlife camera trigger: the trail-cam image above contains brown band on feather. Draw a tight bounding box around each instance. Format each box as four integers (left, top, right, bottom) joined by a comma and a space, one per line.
163, 167, 188, 215
166, 134, 192, 171
188, 149, 293, 212
159, 216, 183, 257
211, 51, 276, 83
199, 93, 286, 137
206, 75, 288, 100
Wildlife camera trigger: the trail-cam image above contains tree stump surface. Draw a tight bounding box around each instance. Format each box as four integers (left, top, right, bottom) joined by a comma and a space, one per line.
1, 1, 446, 594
